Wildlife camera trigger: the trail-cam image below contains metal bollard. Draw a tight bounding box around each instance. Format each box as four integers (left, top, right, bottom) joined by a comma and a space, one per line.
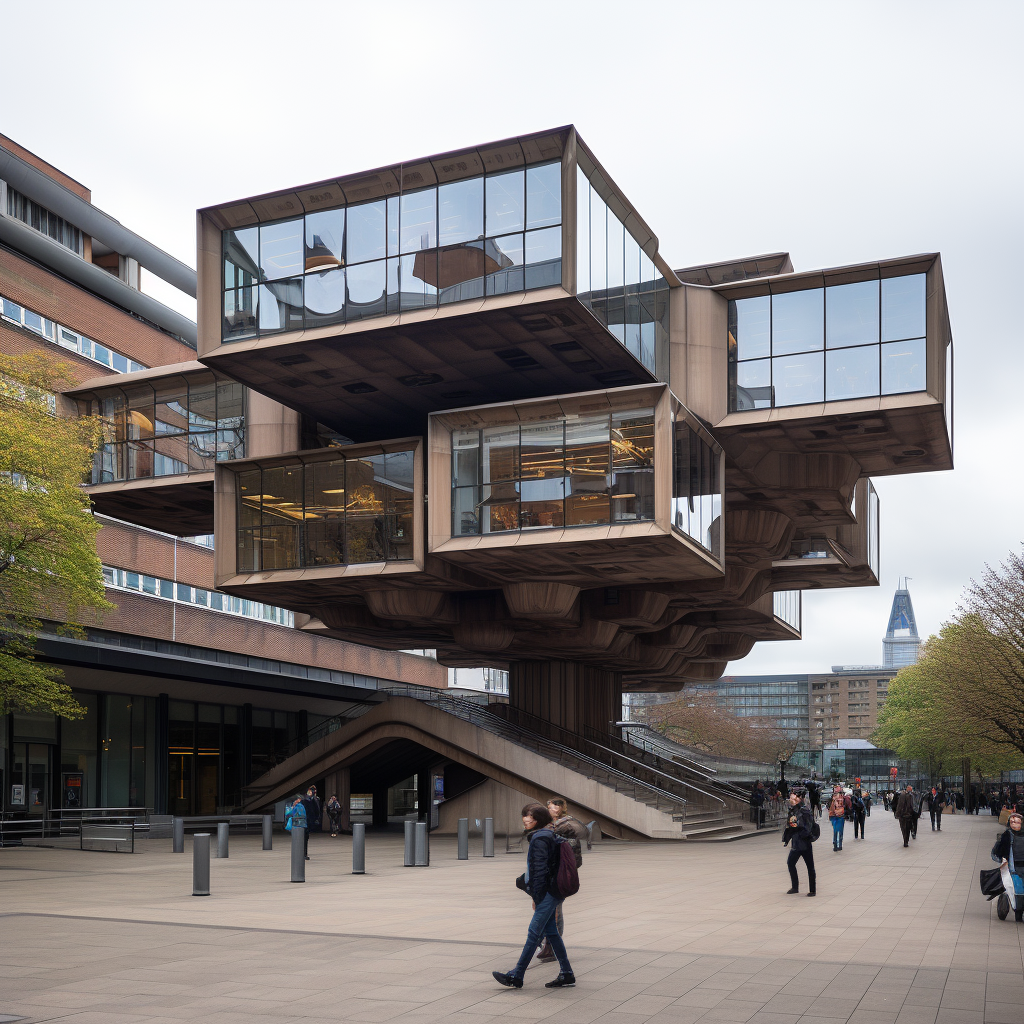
457, 817, 469, 860
290, 826, 306, 882
352, 822, 365, 874
262, 814, 273, 851
172, 816, 184, 853
404, 819, 415, 867
414, 820, 429, 866
192, 833, 211, 896
216, 821, 229, 859
483, 817, 494, 857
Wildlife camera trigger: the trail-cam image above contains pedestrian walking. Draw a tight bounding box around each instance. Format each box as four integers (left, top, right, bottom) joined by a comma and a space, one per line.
992, 811, 1024, 922
783, 790, 817, 897
493, 803, 576, 990
326, 794, 342, 837
533, 798, 587, 965
828, 784, 847, 851
304, 786, 322, 834
895, 784, 916, 847
284, 794, 308, 855
852, 787, 867, 840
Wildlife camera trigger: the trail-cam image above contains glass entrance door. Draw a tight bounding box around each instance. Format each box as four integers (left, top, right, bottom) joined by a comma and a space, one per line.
10, 743, 52, 818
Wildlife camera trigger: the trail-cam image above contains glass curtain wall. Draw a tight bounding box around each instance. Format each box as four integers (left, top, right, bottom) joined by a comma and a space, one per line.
575, 166, 666, 374
168, 701, 244, 815
728, 273, 927, 411
223, 162, 562, 341
452, 410, 655, 536
78, 374, 246, 484
236, 450, 415, 572
671, 418, 722, 559
773, 590, 802, 631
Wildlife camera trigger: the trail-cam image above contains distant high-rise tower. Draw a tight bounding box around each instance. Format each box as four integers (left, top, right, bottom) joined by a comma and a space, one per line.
883, 582, 921, 668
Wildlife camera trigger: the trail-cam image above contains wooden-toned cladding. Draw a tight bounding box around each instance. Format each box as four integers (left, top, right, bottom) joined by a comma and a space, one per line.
213, 438, 425, 592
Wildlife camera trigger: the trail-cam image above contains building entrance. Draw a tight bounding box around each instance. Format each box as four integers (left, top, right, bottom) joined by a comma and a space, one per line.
10, 743, 52, 818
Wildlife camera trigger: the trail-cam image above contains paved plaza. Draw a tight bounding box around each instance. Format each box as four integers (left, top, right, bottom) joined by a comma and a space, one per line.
1, 810, 1021, 1023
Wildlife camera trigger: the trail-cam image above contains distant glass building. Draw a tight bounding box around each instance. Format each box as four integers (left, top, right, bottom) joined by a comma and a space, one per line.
882, 584, 921, 668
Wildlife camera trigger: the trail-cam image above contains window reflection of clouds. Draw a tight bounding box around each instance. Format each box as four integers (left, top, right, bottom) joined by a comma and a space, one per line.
729, 274, 928, 411
222, 161, 561, 340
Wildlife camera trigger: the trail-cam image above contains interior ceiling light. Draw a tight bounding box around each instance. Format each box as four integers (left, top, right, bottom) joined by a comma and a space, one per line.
321, 488, 345, 494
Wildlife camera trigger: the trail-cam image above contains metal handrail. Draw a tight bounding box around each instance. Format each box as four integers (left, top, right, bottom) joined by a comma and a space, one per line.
380, 686, 692, 816
580, 727, 728, 809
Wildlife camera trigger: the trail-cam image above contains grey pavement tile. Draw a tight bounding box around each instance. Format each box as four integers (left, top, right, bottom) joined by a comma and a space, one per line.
802, 997, 862, 1019
981, 1003, 1024, 1024
746, 1015, 803, 1024
934, 1012, 983, 1024
673, 989, 729, 1009
846, 1012, 899, 1024
692, 1001, 766, 1022
893, 1007, 937, 1024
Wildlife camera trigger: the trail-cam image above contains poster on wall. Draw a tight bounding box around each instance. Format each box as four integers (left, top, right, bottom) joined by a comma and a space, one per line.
63, 773, 84, 809
11, 784, 25, 805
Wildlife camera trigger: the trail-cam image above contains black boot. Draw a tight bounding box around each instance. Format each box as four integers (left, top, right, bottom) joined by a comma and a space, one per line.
493, 971, 523, 989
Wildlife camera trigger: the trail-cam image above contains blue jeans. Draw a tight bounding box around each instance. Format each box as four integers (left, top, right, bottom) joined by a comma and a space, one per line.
831, 816, 845, 848
512, 893, 572, 977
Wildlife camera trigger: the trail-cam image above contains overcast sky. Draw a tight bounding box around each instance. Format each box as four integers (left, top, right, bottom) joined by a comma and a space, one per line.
2, 1, 1020, 674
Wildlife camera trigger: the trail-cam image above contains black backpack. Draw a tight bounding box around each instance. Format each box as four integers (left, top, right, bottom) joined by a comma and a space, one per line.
552, 835, 580, 898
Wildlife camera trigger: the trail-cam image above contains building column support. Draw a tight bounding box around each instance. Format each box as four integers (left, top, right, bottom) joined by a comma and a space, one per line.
507, 660, 622, 740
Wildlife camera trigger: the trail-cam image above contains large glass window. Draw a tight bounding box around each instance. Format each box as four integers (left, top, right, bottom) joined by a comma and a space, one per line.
452, 410, 654, 537
79, 376, 247, 484
672, 418, 722, 558
221, 161, 562, 341
728, 274, 927, 411
576, 165, 663, 374
236, 449, 415, 572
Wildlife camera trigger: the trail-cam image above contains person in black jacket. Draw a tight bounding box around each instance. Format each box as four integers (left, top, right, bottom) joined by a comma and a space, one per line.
493, 803, 575, 990
992, 812, 1024, 921
783, 790, 816, 897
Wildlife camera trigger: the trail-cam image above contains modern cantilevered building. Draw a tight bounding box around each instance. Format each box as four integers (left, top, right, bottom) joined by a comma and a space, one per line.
66, 126, 953, 838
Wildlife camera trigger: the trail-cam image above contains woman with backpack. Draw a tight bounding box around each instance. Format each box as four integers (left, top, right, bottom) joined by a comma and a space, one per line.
493, 802, 576, 991
533, 798, 587, 965
828, 784, 847, 851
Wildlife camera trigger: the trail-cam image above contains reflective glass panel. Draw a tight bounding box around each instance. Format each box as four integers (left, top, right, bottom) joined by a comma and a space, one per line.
452, 429, 479, 487
258, 278, 303, 334
188, 374, 217, 430
734, 358, 772, 410
438, 177, 483, 247
223, 286, 257, 340
519, 421, 563, 479
607, 211, 624, 294
826, 344, 879, 401
223, 227, 259, 289
589, 189, 606, 297
486, 169, 524, 239
482, 482, 519, 533
520, 476, 564, 529
485, 234, 524, 296
526, 162, 561, 229
482, 425, 518, 482
881, 273, 926, 341
729, 296, 770, 361
216, 381, 245, 429
400, 188, 437, 253
123, 385, 155, 440
454, 485, 480, 535
772, 352, 824, 406
826, 280, 879, 348
304, 268, 346, 328
304, 209, 344, 272
524, 226, 561, 290
154, 377, 189, 435
346, 260, 387, 321
438, 241, 484, 305
387, 196, 400, 257
575, 167, 590, 296
772, 288, 823, 355
881, 337, 926, 394
565, 415, 610, 526
347, 199, 386, 265
399, 252, 438, 310
259, 219, 303, 281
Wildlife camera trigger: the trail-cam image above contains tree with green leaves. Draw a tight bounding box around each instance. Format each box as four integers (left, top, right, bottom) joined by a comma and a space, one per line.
0, 351, 111, 718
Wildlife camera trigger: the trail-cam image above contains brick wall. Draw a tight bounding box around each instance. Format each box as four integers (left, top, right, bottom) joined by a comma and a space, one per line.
97, 520, 214, 589
0, 134, 91, 201
92, 590, 447, 689
0, 245, 193, 369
